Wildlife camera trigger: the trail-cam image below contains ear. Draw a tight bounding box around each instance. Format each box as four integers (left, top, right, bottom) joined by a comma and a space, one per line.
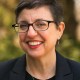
57, 22, 65, 39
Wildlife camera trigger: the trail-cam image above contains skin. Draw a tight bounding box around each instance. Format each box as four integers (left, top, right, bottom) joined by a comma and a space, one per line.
17, 6, 65, 79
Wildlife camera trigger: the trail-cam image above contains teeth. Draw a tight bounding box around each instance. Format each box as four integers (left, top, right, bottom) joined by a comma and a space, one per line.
28, 42, 41, 46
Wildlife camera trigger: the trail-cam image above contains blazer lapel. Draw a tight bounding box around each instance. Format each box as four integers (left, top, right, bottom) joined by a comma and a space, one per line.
55, 52, 73, 80
9, 53, 73, 80
9, 55, 26, 80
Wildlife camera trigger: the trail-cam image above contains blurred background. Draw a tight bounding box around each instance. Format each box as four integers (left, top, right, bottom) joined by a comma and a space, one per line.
0, 0, 80, 61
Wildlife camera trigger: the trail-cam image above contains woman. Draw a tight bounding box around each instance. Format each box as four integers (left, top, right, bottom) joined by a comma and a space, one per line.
0, 0, 80, 80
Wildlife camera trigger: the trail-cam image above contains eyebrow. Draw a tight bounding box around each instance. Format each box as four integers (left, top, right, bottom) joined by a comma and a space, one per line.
35, 18, 45, 21
18, 18, 46, 23
18, 21, 28, 24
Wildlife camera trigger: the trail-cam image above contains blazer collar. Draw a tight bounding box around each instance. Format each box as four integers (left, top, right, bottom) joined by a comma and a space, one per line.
9, 55, 26, 80
9, 52, 73, 80
55, 52, 73, 80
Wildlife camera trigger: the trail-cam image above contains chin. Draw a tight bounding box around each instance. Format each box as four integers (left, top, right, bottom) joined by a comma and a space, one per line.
26, 51, 45, 58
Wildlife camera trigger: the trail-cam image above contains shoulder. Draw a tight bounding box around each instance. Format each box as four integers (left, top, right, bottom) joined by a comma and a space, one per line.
0, 55, 25, 80
66, 58, 80, 78
0, 58, 18, 78
57, 52, 80, 72
0, 58, 18, 70
67, 58, 80, 69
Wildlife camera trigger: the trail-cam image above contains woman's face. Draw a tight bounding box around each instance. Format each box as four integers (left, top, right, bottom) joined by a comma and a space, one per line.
17, 6, 65, 58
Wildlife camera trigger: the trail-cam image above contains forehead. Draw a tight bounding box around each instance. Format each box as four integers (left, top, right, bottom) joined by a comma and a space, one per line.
17, 6, 53, 22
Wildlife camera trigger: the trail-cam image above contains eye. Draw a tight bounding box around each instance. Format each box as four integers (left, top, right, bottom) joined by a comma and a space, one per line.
19, 23, 28, 30
35, 21, 47, 27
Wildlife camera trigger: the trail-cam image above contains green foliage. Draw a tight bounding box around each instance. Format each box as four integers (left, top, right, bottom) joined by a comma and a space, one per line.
0, 0, 23, 61
57, 34, 80, 62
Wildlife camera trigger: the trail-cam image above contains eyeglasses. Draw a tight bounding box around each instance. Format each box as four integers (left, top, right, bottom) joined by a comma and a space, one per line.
12, 20, 56, 33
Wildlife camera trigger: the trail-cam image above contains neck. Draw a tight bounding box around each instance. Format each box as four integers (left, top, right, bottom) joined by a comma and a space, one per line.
26, 51, 56, 79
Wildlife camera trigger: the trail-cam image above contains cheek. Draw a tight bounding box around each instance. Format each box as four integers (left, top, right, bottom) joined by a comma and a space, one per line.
49, 26, 59, 40
41, 28, 58, 41
19, 33, 26, 42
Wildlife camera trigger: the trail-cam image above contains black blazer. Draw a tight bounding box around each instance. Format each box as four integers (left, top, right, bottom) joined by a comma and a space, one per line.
0, 52, 80, 80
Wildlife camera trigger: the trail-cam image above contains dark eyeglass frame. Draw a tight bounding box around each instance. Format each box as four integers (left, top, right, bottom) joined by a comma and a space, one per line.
12, 20, 56, 33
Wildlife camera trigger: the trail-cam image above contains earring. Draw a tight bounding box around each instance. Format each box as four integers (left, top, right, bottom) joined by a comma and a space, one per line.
57, 39, 60, 45
57, 36, 61, 45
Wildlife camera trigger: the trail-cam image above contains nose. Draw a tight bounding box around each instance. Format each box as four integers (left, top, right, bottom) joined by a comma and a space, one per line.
27, 26, 38, 38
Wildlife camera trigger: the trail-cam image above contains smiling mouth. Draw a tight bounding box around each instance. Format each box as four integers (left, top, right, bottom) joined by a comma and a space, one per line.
28, 41, 42, 45
26, 41, 43, 49
27, 41, 43, 45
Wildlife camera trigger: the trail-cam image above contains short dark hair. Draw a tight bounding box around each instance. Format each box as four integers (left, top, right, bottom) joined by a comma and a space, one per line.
15, 0, 63, 25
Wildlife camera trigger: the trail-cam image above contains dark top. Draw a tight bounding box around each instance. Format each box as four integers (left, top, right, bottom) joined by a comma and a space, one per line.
0, 52, 80, 80
25, 71, 55, 80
